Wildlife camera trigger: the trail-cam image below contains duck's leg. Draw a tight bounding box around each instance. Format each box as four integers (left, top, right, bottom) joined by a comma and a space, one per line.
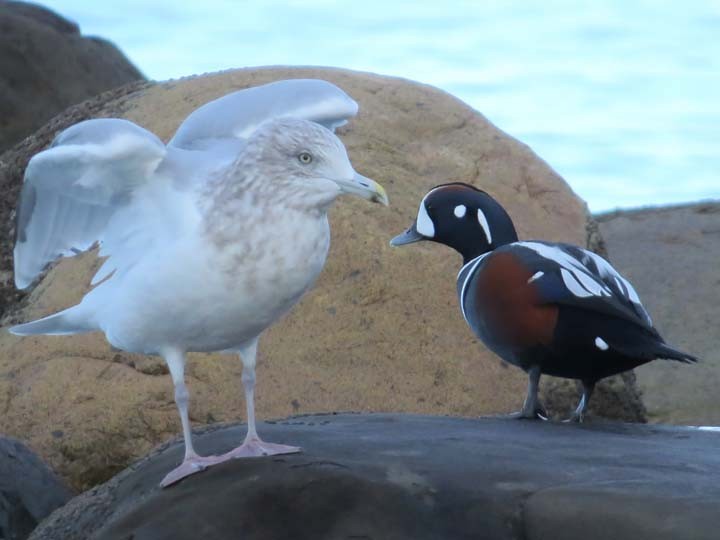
510, 365, 547, 420
565, 380, 595, 423
218, 338, 300, 459
160, 348, 221, 488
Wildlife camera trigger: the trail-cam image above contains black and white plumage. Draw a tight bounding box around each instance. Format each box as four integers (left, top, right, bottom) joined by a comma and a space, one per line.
392, 183, 696, 421
9, 79, 388, 487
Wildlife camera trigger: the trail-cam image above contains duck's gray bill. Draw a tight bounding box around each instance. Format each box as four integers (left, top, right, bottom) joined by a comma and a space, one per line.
390, 225, 424, 246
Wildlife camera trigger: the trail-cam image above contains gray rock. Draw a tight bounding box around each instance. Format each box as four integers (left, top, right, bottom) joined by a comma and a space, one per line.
30, 414, 720, 540
0, 436, 72, 540
0, 0, 144, 153
597, 202, 720, 424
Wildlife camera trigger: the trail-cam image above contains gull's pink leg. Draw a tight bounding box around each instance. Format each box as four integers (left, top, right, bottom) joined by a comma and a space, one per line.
160, 348, 223, 488
218, 339, 300, 461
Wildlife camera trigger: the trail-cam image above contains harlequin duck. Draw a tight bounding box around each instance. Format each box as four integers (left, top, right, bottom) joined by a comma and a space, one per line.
391, 183, 696, 421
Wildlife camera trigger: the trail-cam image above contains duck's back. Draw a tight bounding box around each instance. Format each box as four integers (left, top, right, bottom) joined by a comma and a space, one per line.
456, 241, 695, 378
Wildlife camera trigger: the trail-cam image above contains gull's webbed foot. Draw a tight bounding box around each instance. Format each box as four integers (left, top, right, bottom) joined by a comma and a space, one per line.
160, 454, 224, 488
218, 437, 301, 460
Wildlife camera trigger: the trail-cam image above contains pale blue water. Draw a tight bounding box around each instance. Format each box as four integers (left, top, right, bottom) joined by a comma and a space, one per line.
46, 0, 720, 211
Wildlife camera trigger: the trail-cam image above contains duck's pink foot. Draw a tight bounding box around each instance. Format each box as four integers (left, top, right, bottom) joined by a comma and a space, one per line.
219, 438, 301, 460
160, 455, 223, 488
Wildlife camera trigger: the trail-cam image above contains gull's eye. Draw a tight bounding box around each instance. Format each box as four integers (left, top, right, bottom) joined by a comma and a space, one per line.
298, 152, 313, 165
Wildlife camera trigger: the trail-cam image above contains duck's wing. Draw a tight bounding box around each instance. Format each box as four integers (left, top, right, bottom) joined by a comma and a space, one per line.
13, 118, 167, 289
512, 241, 655, 331
168, 79, 358, 151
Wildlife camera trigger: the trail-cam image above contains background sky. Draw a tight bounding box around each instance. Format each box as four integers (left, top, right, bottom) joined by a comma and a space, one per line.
44, 0, 720, 212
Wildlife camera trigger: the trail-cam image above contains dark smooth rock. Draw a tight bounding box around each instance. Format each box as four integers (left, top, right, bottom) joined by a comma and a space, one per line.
0, 436, 73, 540
29, 414, 720, 540
0, 0, 144, 153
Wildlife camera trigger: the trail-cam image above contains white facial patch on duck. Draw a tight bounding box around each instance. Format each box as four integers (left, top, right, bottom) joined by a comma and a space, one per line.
595, 337, 609, 351
454, 204, 467, 218
477, 209, 492, 244
416, 200, 435, 238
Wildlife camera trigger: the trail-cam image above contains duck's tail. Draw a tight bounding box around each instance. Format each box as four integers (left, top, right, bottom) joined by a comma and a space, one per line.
654, 342, 698, 364
9, 304, 96, 336
604, 325, 699, 364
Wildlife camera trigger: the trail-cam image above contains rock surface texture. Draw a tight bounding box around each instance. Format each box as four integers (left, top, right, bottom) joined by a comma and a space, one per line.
598, 202, 720, 425
0, 0, 143, 152
0, 436, 73, 540
29, 414, 720, 540
0, 67, 643, 490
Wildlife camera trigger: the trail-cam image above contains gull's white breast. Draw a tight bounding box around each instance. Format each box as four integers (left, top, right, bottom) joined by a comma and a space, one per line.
92, 203, 331, 354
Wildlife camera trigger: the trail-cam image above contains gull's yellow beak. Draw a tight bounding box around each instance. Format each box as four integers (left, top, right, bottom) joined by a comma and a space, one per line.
335, 172, 389, 206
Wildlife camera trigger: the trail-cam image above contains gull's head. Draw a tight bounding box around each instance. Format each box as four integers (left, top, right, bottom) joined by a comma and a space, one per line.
246, 118, 388, 209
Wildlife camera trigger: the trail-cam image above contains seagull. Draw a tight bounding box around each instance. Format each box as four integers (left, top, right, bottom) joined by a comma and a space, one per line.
9, 79, 389, 487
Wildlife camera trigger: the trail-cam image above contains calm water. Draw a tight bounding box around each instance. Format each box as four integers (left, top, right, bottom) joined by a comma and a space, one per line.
46, 0, 720, 211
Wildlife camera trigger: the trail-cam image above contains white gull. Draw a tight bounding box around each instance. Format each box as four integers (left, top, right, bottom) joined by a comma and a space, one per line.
9, 79, 389, 487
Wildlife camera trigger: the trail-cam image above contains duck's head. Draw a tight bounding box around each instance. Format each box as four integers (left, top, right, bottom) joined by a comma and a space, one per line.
390, 183, 518, 264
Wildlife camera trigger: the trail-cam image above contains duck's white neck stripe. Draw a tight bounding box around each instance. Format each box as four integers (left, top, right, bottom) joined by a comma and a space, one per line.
458, 252, 490, 324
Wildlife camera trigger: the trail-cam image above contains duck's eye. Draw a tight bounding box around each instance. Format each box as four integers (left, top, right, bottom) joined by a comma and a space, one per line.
298, 152, 313, 165
454, 204, 467, 218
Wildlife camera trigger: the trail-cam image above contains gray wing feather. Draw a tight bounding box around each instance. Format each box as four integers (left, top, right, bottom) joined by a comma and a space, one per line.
169, 79, 358, 150
14, 119, 166, 289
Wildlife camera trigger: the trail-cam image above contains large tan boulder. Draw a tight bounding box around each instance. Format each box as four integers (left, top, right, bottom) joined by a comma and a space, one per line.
1, 67, 620, 490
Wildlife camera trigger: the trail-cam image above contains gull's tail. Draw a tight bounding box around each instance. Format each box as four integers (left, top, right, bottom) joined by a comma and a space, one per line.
9, 304, 96, 336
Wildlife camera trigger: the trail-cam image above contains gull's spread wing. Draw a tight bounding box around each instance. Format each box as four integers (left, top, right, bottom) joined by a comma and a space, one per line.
169, 79, 358, 151
13, 118, 166, 289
